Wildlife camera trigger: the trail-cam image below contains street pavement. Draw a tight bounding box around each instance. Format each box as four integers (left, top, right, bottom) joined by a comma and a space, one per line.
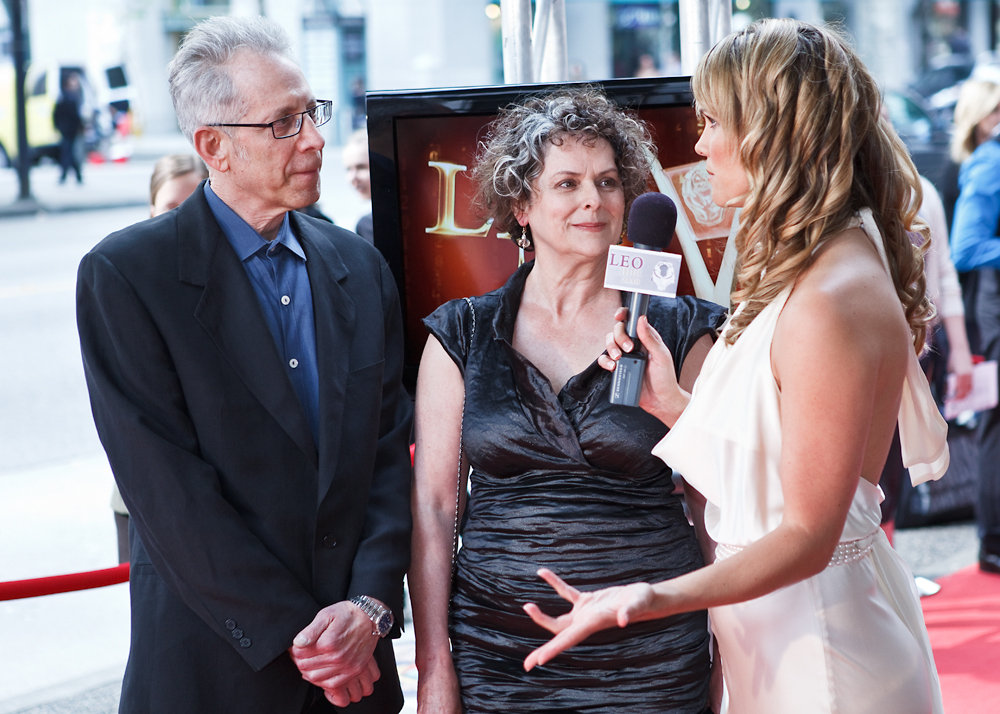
0, 136, 979, 713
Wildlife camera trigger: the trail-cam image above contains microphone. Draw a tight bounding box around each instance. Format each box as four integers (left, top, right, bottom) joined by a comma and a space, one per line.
609, 192, 678, 407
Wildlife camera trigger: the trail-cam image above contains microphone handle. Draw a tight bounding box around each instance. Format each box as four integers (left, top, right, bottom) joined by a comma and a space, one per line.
625, 240, 659, 339
626, 291, 649, 340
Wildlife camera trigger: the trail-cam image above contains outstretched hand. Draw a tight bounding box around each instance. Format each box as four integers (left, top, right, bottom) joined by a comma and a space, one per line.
522, 568, 658, 672
598, 307, 686, 424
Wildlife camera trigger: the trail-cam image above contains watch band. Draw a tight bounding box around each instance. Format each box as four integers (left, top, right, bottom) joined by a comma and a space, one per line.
349, 595, 394, 638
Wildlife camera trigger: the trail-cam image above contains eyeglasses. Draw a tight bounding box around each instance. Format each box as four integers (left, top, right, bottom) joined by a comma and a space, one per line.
208, 100, 333, 139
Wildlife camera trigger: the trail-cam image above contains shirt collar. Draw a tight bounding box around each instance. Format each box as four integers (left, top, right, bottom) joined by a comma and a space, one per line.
203, 182, 306, 262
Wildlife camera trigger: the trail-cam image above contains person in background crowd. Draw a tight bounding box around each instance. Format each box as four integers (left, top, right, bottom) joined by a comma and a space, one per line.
54, 72, 85, 185
109, 152, 209, 564
524, 20, 946, 714
878, 174, 975, 598
342, 128, 373, 242
149, 153, 209, 216
949, 78, 1000, 576
76, 16, 412, 712
942, 78, 1000, 352
410, 86, 725, 713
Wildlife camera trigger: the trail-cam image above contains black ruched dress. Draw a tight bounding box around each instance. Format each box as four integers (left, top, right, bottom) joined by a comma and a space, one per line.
423, 261, 727, 713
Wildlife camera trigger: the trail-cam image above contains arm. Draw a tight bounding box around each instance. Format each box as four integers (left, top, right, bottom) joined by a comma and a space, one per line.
951, 153, 1000, 272
526, 256, 891, 669
943, 314, 974, 400
921, 178, 974, 399
409, 336, 466, 714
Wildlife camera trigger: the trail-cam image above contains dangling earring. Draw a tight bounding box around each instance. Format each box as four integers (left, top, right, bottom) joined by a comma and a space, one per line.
516, 224, 532, 250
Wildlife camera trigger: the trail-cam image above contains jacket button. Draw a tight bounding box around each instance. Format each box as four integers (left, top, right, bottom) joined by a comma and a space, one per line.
321, 534, 337, 549
239, 637, 252, 648
232, 628, 244, 639
225, 619, 237, 631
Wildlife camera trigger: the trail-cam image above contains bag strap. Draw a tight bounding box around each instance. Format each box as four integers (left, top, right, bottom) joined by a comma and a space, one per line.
451, 297, 475, 578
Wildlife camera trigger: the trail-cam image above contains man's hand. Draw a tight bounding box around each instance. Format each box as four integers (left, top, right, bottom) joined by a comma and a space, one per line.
289, 601, 382, 707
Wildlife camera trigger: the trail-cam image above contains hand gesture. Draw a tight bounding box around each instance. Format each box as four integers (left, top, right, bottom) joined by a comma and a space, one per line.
598, 307, 686, 424
522, 568, 657, 672
289, 601, 382, 707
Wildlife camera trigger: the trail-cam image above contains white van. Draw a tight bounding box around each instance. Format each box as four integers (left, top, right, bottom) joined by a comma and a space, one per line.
0, 61, 131, 167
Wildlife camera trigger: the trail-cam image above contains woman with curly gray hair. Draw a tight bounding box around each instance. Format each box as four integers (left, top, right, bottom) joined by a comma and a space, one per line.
409, 86, 725, 713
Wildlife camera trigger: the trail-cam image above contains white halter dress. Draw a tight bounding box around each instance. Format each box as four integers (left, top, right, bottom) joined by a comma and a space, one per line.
653, 210, 946, 713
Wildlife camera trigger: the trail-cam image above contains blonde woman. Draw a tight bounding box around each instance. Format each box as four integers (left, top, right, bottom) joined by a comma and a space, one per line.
524, 20, 946, 713
949, 77, 1000, 575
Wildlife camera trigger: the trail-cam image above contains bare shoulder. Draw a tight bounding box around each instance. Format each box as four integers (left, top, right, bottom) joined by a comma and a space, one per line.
774, 227, 910, 373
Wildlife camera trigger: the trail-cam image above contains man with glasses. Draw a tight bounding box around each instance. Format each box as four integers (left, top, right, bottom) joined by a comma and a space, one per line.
76, 16, 412, 713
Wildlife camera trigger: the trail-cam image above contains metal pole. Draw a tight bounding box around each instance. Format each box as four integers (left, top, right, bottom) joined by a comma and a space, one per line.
678, 0, 732, 75
11, 0, 33, 202
536, 0, 568, 83
501, 0, 533, 84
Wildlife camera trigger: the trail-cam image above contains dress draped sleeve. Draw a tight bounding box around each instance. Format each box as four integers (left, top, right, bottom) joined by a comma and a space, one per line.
422, 297, 476, 377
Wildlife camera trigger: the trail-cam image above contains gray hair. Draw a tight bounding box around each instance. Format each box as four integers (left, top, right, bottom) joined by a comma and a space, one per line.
471, 86, 655, 247
167, 15, 293, 142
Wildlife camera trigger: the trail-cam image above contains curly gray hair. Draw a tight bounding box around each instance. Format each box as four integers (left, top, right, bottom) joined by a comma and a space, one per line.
167, 16, 293, 142
471, 86, 656, 249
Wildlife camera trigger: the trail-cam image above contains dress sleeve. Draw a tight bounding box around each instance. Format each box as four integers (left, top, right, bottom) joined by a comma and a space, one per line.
647, 295, 728, 376
422, 297, 475, 377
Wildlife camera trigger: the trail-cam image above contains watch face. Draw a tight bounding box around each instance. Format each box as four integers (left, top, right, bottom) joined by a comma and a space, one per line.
376, 610, 393, 636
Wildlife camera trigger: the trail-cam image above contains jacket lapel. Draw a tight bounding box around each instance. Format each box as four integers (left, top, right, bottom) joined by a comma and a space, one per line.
293, 213, 353, 499
177, 189, 318, 467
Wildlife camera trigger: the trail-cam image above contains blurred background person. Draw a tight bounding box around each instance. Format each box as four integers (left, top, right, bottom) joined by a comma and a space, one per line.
149, 153, 208, 216
878, 172, 975, 599
110, 152, 209, 563
949, 78, 1000, 575
946, 78, 1000, 353
342, 128, 373, 242
410, 86, 725, 713
53, 72, 85, 185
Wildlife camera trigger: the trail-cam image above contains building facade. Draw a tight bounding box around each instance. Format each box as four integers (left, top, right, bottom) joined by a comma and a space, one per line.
2, 0, 1000, 141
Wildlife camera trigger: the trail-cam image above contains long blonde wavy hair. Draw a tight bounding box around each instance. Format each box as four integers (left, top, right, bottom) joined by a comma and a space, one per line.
693, 19, 933, 350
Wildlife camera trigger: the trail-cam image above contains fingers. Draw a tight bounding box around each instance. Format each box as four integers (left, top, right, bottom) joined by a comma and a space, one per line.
536, 568, 580, 602
522, 602, 561, 633
317, 657, 381, 706
292, 611, 329, 648
952, 372, 973, 400
523, 625, 592, 672
600, 309, 634, 372
635, 316, 669, 358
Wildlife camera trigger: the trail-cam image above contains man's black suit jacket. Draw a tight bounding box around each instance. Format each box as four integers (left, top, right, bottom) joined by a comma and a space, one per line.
77, 187, 413, 713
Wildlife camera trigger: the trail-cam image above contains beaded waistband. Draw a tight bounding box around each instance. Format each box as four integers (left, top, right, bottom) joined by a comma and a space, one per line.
714, 530, 879, 567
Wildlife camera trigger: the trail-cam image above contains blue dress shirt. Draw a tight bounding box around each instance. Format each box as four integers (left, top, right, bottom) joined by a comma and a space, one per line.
204, 183, 320, 441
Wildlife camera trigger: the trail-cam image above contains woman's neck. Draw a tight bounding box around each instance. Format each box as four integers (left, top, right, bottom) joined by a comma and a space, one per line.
522, 255, 616, 319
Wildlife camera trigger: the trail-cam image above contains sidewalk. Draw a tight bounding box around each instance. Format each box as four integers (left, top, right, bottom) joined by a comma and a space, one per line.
0, 134, 189, 217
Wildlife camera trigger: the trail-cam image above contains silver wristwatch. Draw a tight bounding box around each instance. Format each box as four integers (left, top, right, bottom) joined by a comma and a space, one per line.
349, 595, 394, 638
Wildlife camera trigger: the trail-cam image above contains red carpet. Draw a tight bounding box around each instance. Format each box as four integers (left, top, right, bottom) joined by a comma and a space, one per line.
922, 565, 1000, 713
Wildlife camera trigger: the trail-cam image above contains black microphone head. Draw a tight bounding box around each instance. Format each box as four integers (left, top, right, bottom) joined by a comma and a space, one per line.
626, 192, 677, 251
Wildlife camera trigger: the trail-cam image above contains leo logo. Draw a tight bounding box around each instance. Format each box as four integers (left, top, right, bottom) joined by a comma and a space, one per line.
424, 161, 507, 239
